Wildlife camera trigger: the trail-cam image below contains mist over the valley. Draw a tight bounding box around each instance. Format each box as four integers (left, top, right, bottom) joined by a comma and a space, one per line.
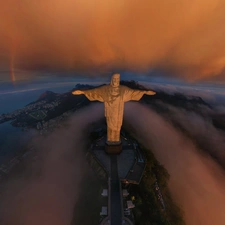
124, 102, 225, 225
0, 104, 104, 225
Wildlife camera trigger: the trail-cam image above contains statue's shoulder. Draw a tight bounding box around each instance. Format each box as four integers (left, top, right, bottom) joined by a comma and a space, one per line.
96, 84, 108, 90
120, 85, 130, 92
120, 85, 128, 89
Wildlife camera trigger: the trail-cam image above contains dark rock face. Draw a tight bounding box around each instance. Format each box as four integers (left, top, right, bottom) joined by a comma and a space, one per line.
38, 91, 59, 101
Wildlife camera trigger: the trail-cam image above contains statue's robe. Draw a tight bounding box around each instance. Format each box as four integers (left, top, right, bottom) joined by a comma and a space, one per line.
83, 85, 146, 142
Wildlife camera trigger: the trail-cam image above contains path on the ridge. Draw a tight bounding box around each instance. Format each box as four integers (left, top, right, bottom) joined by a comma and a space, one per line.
110, 155, 122, 225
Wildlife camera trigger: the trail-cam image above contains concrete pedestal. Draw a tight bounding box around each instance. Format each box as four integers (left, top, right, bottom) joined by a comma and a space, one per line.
105, 142, 122, 154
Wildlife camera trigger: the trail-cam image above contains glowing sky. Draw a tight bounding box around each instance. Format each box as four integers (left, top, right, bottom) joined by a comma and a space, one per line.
1, 0, 225, 82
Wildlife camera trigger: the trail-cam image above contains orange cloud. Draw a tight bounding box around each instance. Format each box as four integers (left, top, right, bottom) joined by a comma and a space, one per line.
1, 0, 225, 81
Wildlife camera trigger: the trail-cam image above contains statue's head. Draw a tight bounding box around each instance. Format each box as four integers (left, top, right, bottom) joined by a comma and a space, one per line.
110, 73, 120, 88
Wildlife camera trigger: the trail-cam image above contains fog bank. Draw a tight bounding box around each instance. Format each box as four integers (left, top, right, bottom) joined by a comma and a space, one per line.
0, 103, 104, 225
125, 102, 225, 225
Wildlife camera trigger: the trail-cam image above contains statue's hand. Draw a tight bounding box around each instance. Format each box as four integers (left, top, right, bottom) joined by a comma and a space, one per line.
145, 90, 156, 95
72, 90, 84, 95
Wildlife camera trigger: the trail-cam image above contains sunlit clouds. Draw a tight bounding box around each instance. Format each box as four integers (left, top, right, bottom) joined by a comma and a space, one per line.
0, 0, 225, 81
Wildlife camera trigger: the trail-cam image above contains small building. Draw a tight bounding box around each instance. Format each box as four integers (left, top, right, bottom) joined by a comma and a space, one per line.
122, 189, 129, 197
100, 206, 108, 216
101, 189, 108, 197
124, 208, 131, 215
127, 201, 135, 209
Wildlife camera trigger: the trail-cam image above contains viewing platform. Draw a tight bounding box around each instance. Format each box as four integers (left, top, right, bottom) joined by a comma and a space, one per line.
89, 130, 146, 225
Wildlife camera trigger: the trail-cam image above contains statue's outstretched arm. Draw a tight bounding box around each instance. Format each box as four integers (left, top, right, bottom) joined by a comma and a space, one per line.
144, 90, 156, 95
123, 86, 156, 102
72, 90, 84, 95
72, 87, 105, 102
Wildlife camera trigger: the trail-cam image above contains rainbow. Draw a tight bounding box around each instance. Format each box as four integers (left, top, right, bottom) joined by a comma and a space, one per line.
9, 44, 16, 85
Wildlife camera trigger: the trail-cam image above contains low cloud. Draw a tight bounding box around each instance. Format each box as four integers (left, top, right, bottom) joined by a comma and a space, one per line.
141, 81, 225, 105
155, 102, 225, 168
0, 103, 104, 225
124, 102, 225, 225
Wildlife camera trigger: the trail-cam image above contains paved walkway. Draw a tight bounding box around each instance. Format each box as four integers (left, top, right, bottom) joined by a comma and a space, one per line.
110, 155, 123, 225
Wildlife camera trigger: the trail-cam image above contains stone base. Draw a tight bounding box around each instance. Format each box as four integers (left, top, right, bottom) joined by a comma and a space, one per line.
105, 142, 122, 154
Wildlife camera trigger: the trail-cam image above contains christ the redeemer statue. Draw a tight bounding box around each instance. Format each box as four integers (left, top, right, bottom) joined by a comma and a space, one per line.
72, 73, 156, 145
